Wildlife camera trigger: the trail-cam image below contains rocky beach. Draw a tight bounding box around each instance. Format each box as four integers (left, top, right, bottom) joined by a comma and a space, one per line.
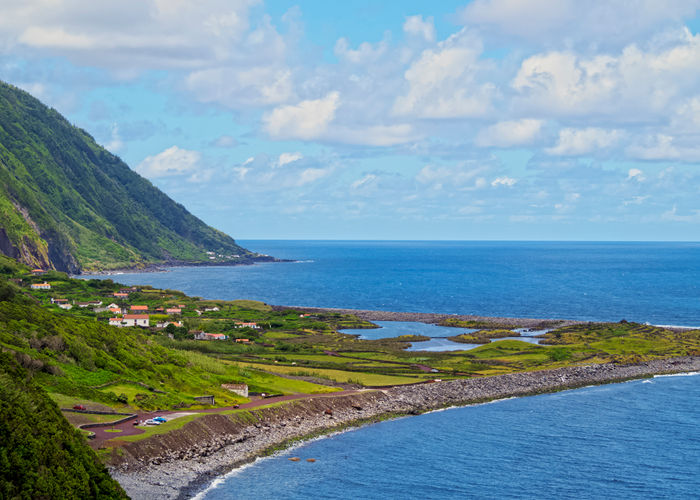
110, 356, 700, 499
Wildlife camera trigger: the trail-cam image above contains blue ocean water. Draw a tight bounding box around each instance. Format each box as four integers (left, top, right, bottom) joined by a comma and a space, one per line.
88, 240, 700, 325
200, 374, 699, 500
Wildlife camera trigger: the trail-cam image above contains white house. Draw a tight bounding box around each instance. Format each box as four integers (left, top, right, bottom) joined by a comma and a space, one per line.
122, 314, 149, 327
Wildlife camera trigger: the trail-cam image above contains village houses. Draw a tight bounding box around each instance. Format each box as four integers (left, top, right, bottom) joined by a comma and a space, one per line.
30, 282, 51, 290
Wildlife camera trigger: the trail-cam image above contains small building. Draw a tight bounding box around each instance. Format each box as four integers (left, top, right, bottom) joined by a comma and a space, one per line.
31, 282, 51, 290
235, 338, 251, 343
58, 303, 73, 310
122, 314, 149, 327
221, 384, 248, 398
194, 331, 227, 340
166, 307, 181, 314
194, 395, 215, 405
108, 307, 122, 314
50, 298, 68, 304
130, 305, 149, 312
113, 292, 129, 299
202, 306, 219, 312
177, 304, 186, 308
31, 269, 46, 275
234, 322, 260, 329
109, 317, 122, 327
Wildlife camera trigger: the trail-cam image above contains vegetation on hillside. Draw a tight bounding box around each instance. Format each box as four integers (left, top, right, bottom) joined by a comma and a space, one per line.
0, 80, 262, 272
0, 351, 126, 498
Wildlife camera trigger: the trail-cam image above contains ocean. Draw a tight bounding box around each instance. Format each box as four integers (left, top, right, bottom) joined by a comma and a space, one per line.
199, 373, 699, 500
91, 240, 700, 326
82, 241, 700, 498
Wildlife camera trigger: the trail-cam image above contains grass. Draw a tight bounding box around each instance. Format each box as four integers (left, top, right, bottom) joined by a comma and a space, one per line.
239, 362, 429, 386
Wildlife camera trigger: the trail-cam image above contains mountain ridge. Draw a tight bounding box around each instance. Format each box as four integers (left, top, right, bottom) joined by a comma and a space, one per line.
0, 80, 268, 273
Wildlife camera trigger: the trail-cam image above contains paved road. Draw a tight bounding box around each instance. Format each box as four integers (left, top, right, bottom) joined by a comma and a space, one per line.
89, 390, 363, 447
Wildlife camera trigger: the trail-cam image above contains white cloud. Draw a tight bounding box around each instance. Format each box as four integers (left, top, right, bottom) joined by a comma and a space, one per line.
104, 123, 123, 153
627, 168, 646, 181
475, 119, 543, 147
403, 15, 436, 43
491, 176, 517, 187
511, 32, 700, 121
334, 38, 388, 64
546, 128, 622, 156
393, 29, 495, 118
276, 152, 303, 167
459, 0, 699, 48
1, 0, 256, 70
263, 92, 340, 140
136, 145, 201, 178
186, 66, 293, 107
326, 124, 418, 147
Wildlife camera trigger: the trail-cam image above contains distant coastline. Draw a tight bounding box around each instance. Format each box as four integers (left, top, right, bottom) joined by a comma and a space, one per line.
77, 256, 293, 276
110, 356, 700, 500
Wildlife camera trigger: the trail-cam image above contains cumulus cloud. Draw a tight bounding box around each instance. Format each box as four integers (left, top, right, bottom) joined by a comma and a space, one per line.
459, 0, 700, 49
627, 168, 646, 181
403, 15, 436, 42
1, 0, 255, 70
475, 119, 543, 147
334, 37, 388, 64
393, 29, 495, 118
136, 145, 201, 178
186, 66, 293, 107
276, 152, 303, 167
546, 128, 623, 156
263, 92, 340, 140
491, 176, 517, 187
511, 32, 700, 121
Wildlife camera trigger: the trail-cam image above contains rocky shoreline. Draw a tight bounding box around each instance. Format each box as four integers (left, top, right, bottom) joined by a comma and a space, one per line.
110, 356, 699, 499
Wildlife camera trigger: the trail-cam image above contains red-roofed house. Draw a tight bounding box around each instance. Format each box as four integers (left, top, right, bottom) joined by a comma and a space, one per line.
130, 305, 149, 312
166, 308, 181, 314
113, 292, 129, 299
194, 332, 228, 340
122, 314, 149, 327
31, 282, 51, 290
109, 317, 123, 327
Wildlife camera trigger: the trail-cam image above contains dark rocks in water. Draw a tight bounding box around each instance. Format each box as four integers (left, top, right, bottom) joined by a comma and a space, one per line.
288, 457, 300, 462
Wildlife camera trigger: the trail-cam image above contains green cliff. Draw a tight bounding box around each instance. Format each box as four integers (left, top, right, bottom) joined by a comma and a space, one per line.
0, 81, 263, 273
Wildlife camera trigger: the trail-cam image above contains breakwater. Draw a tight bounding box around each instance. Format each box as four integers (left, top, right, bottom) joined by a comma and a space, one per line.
110, 356, 700, 499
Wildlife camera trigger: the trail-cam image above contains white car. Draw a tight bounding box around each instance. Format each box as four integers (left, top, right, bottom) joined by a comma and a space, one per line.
144, 419, 161, 425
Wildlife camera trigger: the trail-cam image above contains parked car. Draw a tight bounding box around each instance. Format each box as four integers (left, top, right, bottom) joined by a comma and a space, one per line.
153, 416, 167, 423
144, 419, 161, 425
73, 404, 86, 411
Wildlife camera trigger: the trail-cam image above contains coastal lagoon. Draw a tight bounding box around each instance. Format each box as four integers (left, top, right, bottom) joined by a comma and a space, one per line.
338, 320, 545, 351
200, 373, 700, 500
86, 240, 700, 325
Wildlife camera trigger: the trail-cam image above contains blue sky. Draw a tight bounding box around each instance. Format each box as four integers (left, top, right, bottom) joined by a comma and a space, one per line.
1, 0, 700, 241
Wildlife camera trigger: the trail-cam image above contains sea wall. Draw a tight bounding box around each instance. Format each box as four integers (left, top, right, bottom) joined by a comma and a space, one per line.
111, 356, 700, 500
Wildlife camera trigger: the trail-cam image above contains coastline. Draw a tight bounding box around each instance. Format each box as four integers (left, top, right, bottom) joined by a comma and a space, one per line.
109, 356, 700, 500
76, 256, 292, 276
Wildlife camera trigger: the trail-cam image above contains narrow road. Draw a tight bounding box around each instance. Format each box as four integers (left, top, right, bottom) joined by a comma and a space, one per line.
89, 390, 364, 447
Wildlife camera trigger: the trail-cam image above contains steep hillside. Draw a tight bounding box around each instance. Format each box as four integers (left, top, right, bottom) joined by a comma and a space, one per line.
0, 350, 127, 498
0, 81, 265, 273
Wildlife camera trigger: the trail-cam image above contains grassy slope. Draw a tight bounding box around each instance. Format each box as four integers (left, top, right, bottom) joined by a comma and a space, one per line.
0, 80, 254, 272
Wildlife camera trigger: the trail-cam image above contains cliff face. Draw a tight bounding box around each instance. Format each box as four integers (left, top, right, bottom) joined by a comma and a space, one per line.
0, 81, 259, 273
